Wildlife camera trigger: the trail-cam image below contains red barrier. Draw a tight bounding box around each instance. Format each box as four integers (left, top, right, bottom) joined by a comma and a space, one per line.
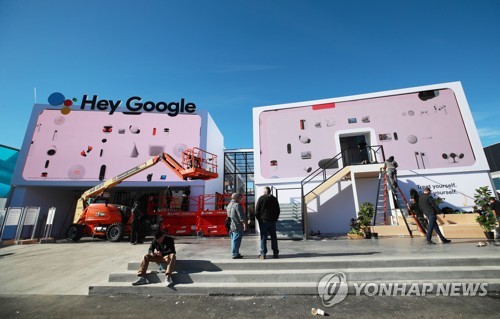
196, 194, 245, 237
147, 193, 245, 237
162, 212, 197, 236
197, 210, 229, 236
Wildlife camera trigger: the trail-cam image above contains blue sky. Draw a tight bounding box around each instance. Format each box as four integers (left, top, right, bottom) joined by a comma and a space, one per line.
1, 0, 499, 150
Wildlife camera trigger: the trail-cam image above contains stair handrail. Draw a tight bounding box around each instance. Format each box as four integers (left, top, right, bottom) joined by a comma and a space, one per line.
270, 186, 302, 202
300, 145, 386, 189
301, 150, 344, 188
300, 145, 385, 238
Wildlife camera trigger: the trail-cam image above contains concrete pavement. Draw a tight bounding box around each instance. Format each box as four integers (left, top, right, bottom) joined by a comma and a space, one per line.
1, 235, 500, 296
1, 235, 500, 318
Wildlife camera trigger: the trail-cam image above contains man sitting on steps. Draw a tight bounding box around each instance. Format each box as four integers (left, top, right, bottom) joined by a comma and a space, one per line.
132, 230, 176, 287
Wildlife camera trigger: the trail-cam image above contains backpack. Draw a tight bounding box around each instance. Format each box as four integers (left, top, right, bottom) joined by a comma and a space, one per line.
224, 216, 231, 232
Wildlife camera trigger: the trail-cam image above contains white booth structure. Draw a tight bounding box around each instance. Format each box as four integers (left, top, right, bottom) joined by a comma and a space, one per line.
8, 104, 224, 238
253, 82, 494, 237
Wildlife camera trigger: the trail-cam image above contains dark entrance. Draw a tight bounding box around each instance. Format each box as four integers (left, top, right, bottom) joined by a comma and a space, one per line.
339, 134, 371, 166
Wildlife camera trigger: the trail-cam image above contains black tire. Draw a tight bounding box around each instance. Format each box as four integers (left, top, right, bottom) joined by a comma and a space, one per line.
106, 223, 125, 242
67, 224, 83, 242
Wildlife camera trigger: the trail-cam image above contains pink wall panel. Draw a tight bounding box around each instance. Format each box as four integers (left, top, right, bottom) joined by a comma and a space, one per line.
259, 89, 475, 179
22, 109, 201, 182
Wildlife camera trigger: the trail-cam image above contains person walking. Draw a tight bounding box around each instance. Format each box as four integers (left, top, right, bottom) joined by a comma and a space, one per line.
408, 197, 427, 234
227, 193, 246, 259
255, 187, 280, 259
130, 201, 143, 245
419, 187, 451, 245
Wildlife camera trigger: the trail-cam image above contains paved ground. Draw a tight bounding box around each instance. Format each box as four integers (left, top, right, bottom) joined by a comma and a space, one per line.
1, 294, 500, 319
1, 235, 500, 318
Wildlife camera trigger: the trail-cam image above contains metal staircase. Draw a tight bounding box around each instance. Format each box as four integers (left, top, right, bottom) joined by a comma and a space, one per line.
300, 146, 385, 237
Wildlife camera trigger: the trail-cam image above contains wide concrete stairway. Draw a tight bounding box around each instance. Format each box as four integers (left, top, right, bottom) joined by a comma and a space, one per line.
89, 238, 500, 296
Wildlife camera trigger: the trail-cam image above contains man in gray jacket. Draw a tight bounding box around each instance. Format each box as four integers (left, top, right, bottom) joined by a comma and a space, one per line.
227, 193, 246, 259
419, 187, 451, 245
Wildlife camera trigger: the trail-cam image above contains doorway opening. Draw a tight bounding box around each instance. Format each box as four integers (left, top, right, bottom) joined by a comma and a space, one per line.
339, 132, 371, 166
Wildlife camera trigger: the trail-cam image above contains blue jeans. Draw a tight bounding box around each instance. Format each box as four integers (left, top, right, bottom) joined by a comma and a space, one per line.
426, 214, 445, 242
230, 230, 243, 256
259, 221, 279, 256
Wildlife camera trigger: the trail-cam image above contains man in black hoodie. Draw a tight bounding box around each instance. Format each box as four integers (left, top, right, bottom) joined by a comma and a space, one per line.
132, 230, 176, 287
419, 187, 451, 245
256, 187, 280, 259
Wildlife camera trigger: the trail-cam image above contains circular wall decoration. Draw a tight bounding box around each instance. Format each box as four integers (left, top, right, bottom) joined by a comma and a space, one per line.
173, 143, 188, 157
54, 116, 66, 125
407, 135, 418, 144
68, 164, 86, 179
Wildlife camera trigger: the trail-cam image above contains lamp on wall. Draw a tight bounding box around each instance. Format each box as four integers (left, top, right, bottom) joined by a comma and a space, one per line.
418, 90, 439, 101
442, 153, 464, 163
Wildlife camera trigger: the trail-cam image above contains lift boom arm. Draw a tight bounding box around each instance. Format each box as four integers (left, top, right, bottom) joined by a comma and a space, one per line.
75, 149, 218, 218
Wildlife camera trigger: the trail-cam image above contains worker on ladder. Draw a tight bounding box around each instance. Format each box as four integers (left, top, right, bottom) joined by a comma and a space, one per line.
383, 156, 398, 189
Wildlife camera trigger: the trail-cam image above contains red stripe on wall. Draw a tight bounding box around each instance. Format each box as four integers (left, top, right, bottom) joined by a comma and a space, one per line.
312, 103, 335, 110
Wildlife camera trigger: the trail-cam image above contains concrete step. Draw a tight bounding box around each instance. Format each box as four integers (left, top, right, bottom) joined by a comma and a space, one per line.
110, 266, 500, 283
89, 279, 500, 296
87, 238, 500, 296
276, 203, 303, 239
373, 225, 423, 237
126, 256, 500, 272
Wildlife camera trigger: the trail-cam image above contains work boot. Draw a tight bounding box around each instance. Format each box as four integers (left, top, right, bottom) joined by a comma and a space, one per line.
132, 276, 149, 286
164, 275, 174, 287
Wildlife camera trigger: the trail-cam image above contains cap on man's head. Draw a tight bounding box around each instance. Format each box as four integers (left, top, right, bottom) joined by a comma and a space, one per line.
231, 193, 241, 200
388, 156, 394, 161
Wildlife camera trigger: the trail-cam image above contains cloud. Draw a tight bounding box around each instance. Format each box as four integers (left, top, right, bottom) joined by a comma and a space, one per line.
472, 111, 491, 122
477, 127, 500, 139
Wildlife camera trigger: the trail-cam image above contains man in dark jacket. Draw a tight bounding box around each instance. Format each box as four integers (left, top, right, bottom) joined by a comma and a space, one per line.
407, 189, 427, 233
132, 230, 176, 287
130, 201, 143, 245
489, 197, 500, 219
408, 197, 427, 234
419, 187, 451, 245
255, 187, 280, 259
383, 156, 398, 189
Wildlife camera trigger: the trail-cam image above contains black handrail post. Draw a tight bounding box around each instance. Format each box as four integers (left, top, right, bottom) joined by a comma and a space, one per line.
301, 183, 306, 238
381, 145, 386, 162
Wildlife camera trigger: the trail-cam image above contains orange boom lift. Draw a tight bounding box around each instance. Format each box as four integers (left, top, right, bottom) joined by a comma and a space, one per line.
66, 148, 218, 242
